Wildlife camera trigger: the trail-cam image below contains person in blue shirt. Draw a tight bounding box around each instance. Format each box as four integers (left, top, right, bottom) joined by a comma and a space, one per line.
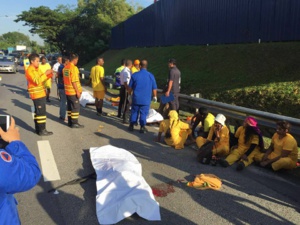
56, 56, 69, 121
128, 60, 157, 133
0, 117, 41, 225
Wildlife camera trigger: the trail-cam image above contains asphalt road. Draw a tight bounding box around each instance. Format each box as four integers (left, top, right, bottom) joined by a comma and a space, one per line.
1, 69, 300, 225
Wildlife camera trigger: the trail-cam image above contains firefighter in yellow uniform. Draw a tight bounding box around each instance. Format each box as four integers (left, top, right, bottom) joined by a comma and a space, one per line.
196, 114, 230, 157
25, 53, 53, 136
63, 54, 84, 128
219, 117, 264, 169
156, 110, 193, 149
240, 121, 298, 171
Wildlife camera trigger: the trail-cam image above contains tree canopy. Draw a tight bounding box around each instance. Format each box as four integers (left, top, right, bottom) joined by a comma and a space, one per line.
14, 0, 142, 64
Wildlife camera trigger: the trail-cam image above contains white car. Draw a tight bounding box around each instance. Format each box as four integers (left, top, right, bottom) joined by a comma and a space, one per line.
0, 56, 18, 73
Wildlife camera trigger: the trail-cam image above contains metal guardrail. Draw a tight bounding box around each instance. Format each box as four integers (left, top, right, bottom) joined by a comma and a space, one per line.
176, 93, 300, 144
80, 69, 300, 143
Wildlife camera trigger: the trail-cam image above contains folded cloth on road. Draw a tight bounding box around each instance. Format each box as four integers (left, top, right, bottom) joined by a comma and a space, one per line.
187, 174, 222, 190
79, 91, 95, 107
146, 109, 163, 123
90, 145, 161, 225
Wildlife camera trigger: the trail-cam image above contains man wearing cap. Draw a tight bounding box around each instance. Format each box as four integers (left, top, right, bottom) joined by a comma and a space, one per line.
131, 59, 140, 74
165, 58, 181, 111
196, 114, 230, 158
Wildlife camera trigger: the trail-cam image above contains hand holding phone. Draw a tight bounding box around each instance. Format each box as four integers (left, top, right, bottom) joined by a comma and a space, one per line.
0, 116, 20, 143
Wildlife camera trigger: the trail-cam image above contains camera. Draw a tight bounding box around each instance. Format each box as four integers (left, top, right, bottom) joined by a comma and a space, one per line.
0, 114, 10, 133
0, 115, 10, 148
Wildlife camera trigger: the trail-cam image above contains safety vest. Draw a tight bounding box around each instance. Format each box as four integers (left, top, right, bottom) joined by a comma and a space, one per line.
63, 63, 82, 95
26, 65, 47, 99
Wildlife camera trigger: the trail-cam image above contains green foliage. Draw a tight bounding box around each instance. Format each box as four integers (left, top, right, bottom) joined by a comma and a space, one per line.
0, 32, 31, 49
15, 0, 140, 64
84, 42, 300, 118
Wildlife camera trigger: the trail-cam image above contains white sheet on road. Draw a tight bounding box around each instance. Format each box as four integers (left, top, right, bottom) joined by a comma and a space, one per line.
90, 145, 161, 225
146, 109, 163, 123
79, 91, 95, 107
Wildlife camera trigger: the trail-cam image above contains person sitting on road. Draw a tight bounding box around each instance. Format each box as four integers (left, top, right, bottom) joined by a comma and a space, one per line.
219, 117, 264, 169
0, 117, 41, 224
196, 114, 230, 158
238, 121, 298, 172
191, 107, 215, 138
155, 110, 194, 150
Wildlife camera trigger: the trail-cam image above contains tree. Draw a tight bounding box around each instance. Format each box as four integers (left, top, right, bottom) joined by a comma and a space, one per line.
15, 1, 142, 64
0, 32, 31, 46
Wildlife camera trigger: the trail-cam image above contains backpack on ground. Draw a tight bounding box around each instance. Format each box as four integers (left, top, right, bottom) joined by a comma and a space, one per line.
196, 141, 214, 164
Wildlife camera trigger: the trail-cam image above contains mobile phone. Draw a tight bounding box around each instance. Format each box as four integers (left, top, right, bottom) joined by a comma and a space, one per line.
0, 114, 10, 133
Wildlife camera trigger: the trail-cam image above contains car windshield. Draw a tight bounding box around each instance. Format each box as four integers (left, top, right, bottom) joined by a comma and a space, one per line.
0, 57, 14, 62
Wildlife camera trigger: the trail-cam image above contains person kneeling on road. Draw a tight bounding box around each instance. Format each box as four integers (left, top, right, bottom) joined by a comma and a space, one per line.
155, 110, 194, 150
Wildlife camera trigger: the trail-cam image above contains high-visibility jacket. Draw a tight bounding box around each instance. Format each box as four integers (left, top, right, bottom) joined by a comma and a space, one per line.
63, 62, 82, 95
26, 64, 49, 99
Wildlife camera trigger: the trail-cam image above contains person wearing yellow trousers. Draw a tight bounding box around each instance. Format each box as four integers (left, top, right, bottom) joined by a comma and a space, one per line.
196, 114, 230, 157
219, 117, 264, 169
155, 110, 193, 149
26, 53, 53, 136
239, 121, 298, 171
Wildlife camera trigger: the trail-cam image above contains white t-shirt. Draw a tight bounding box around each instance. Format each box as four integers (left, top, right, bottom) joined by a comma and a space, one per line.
120, 67, 131, 85
52, 62, 61, 72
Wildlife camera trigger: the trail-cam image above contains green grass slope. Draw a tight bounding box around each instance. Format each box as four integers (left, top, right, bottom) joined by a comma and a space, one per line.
83, 42, 300, 118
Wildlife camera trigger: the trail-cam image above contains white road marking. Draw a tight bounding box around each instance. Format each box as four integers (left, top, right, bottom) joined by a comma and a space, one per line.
37, 140, 61, 182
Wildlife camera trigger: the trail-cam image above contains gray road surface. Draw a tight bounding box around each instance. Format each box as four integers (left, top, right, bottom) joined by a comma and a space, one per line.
0, 69, 299, 225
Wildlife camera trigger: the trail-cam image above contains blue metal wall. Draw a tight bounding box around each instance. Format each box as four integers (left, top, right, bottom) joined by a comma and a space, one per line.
110, 0, 300, 49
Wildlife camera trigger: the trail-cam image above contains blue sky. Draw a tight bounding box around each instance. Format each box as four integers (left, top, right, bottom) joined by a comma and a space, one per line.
0, 0, 153, 45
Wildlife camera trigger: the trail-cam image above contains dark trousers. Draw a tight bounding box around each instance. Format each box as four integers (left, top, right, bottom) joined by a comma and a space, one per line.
117, 86, 129, 120
66, 95, 80, 126
169, 92, 179, 111
130, 104, 150, 127
33, 97, 47, 133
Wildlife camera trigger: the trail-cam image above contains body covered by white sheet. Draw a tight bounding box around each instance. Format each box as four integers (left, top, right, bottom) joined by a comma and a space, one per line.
79, 91, 95, 107
146, 109, 163, 123
90, 145, 161, 225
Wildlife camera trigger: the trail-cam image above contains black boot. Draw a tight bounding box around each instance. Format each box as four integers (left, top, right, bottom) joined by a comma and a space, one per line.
38, 130, 53, 136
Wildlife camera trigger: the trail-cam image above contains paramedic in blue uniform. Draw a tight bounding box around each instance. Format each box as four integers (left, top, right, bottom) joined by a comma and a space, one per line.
0, 117, 41, 225
128, 60, 157, 133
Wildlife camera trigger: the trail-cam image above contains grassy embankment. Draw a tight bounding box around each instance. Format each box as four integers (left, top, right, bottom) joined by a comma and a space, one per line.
84, 42, 300, 118
84, 42, 300, 173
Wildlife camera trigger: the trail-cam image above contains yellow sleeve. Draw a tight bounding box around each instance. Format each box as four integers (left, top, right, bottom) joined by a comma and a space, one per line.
283, 136, 296, 151
235, 126, 243, 138
219, 126, 229, 143
27, 67, 47, 85
179, 121, 190, 130
71, 66, 79, 83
